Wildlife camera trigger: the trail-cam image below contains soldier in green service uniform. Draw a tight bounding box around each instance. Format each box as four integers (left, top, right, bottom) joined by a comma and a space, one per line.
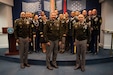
89, 9, 102, 54
74, 14, 90, 72
44, 12, 61, 70
14, 12, 32, 69
26, 12, 34, 54
59, 14, 68, 53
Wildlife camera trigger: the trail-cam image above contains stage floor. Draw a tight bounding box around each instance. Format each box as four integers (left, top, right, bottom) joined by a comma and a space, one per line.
0, 48, 113, 66
7, 50, 111, 61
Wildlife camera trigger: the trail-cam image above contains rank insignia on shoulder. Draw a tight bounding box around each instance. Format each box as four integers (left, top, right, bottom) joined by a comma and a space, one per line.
32, 24, 34, 27
26, 21, 30, 24
62, 21, 65, 23
99, 19, 102, 23
74, 24, 78, 28
20, 26, 22, 28
14, 20, 17, 23
39, 19, 42, 22
72, 20, 75, 24
84, 25, 87, 29
75, 25, 77, 28
76, 22, 79, 25
66, 20, 69, 23
57, 24, 59, 27
94, 17, 98, 22
19, 22, 22, 25
50, 23, 52, 26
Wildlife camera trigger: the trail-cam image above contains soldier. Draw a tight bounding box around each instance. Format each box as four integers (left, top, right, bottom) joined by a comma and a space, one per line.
89, 9, 102, 54
41, 14, 48, 53
59, 14, 68, 53
26, 12, 34, 54
39, 11, 45, 17
39, 11, 47, 53
65, 12, 74, 53
14, 12, 32, 69
82, 10, 87, 19
86, 10, 92, 27
54, 9, 59, 19
74, 14, 90, 72
69, 11, 78, 54
32, 14, 44, 53
86, 10, 93, 53
44, 12, 61, 70
75, 10, 81, 21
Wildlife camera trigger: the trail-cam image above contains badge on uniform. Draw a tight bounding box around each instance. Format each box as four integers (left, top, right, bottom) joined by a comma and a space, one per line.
99, 19, 102, 23
26, 21, 30, 24
32, 24, 34, 28
72, 20, 75, 24
94, 17, 98, 22
62, 21, 65, 23
66, 20, 69, 23
19, 22, 22, 25
83, 24, 87, 32
89, 22, 91, 26
50, 23, 52, 26
57, 24, 59, 27
20, 26, 22, 28
75, 25, 78, 28
39, 19, 42, 22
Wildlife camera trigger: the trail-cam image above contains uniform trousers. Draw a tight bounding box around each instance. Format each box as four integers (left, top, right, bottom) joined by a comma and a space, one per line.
75, 39, 87, 69
59, 36, 66, 52
90, 31, 98, 53
66, 36, 74, 53
46, 40, 58, 67
18, 37, 29, 64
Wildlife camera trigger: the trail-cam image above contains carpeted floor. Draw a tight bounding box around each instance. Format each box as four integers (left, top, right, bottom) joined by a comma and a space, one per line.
0, 59, 113, 75
0, 48, 113, 75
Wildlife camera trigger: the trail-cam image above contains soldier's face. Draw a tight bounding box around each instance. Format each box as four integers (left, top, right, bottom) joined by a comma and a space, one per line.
82, 11, 87, 16
78, 15, 84, 22
92, 9, 97, 15
42, 15, 46, 20
51, 13, 56, 20
59, 14, 64, 19
20, 13, 26, 18
41, 12, 45, 16
34, 15, 38, 20
71, 12, 75, 17
55, 10, 58, 15
25, 12, 31, 18
75, 11, 80, 16
88, 11, 92, 16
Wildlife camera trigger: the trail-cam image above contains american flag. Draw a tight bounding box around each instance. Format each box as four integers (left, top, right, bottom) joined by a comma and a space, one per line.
22, 0, 86, 15
22, 0, 62, 13
22, 0, 42, 13
56, 0, 62, 11
67, 0, 86, 11
43, 0, 50, 12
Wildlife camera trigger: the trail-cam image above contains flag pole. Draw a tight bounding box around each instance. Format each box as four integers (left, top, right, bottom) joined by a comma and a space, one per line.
63, 0, 67, 14
50, 0, 55, 13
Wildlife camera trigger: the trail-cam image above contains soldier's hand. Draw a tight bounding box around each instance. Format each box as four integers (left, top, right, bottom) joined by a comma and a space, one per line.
47, 42, 51, 46
59, 41, 62, 45
91, 27, 93, 31
41, 35, 44, 37
33, 35, 36, 38
87, 44, 89, 47
40, 32, 43, 34
29, 38, 31, 42
63, 34, 66, 36
74, 42, 76, 46
16, 39, 19, 43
